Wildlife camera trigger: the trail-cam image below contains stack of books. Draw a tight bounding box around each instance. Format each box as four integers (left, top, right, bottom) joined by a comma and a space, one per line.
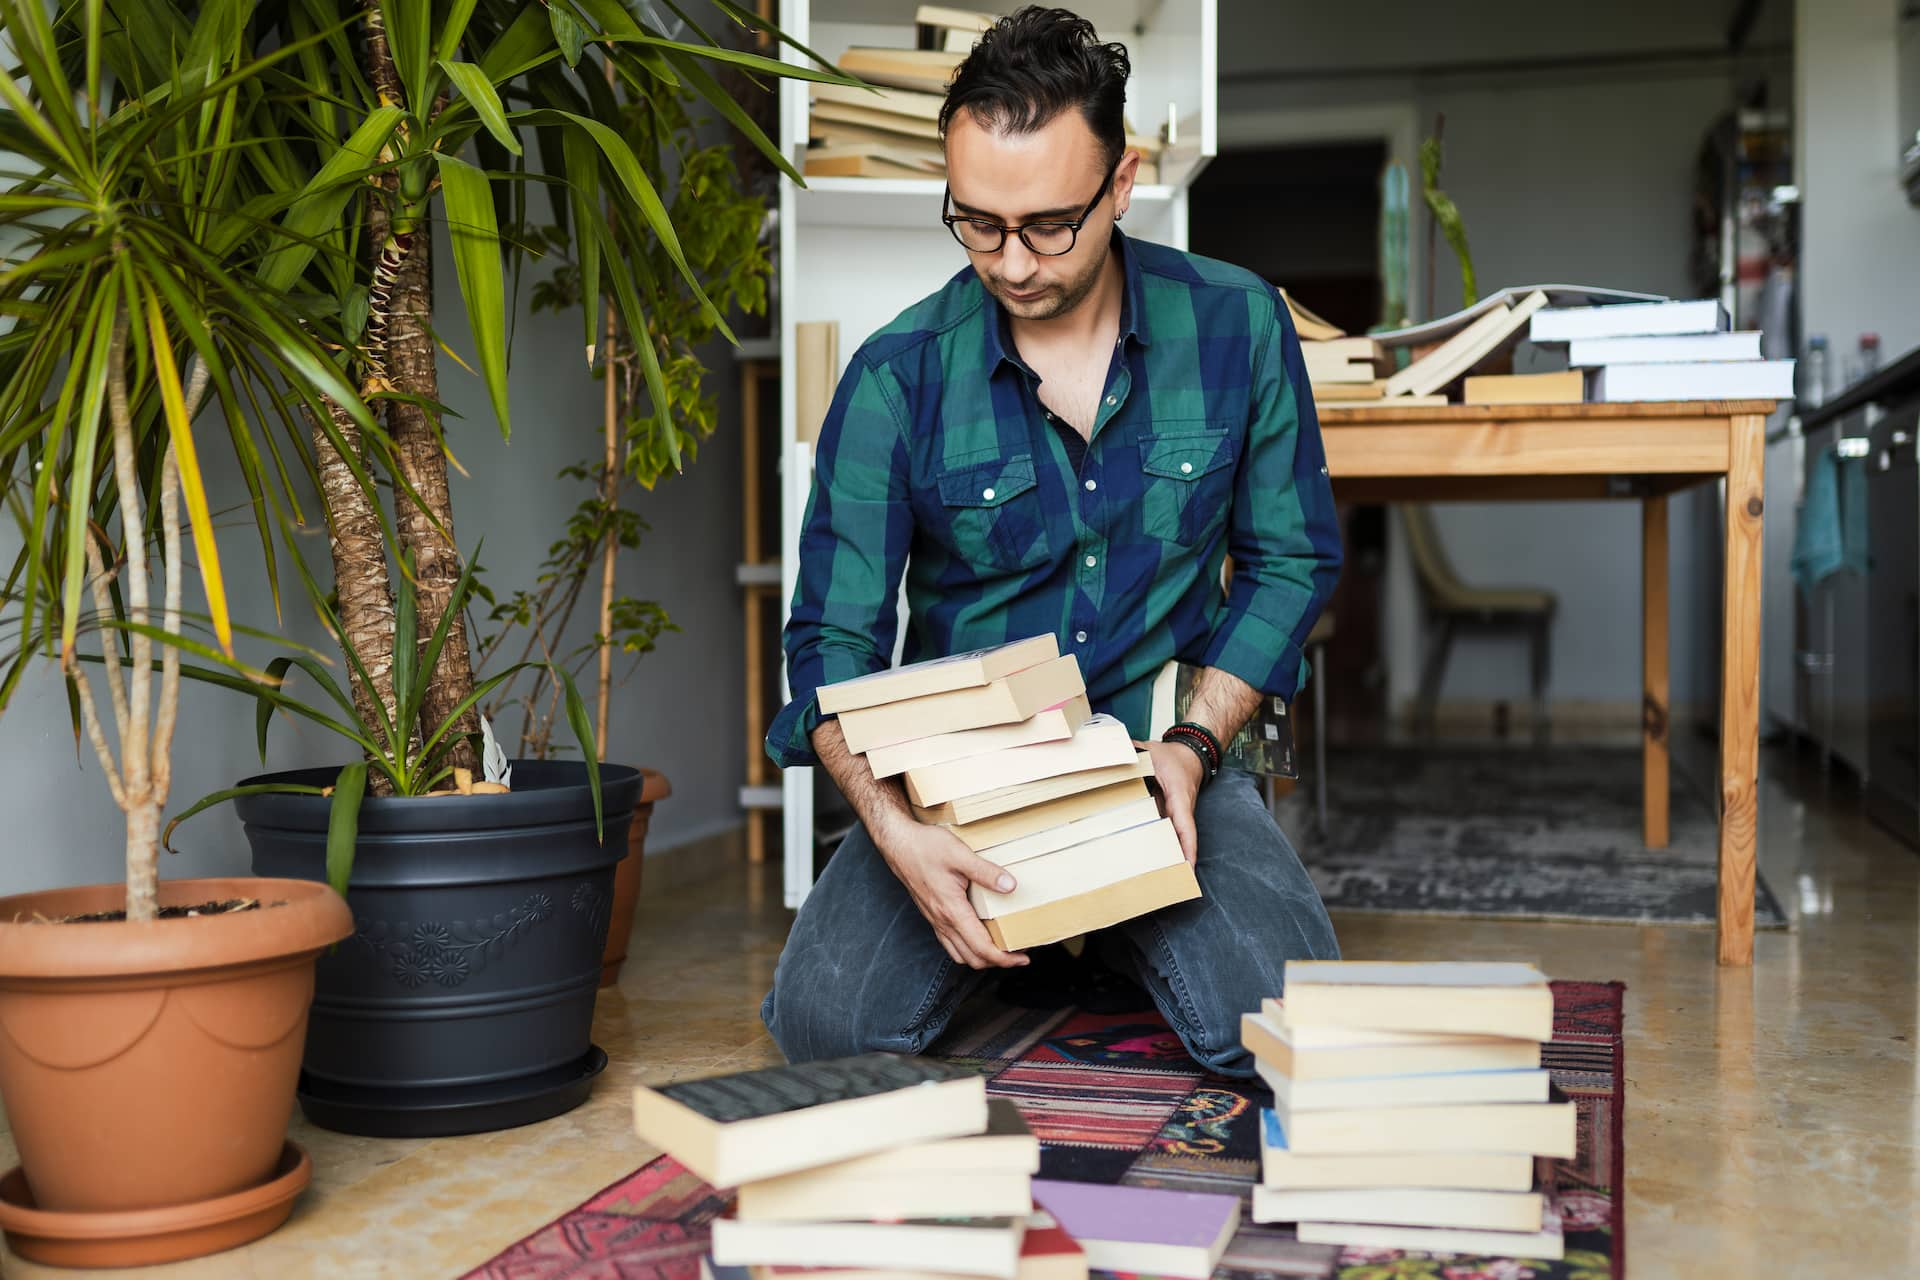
1530, 298, 1794, 402
636, 1052, 1083, 1280
818, 636, 1199, 950
808, 7, 1164, 182
1242, 961, 1575, 1260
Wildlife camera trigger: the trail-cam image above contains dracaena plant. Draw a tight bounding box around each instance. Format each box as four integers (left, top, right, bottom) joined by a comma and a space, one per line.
166, 550, 602, 897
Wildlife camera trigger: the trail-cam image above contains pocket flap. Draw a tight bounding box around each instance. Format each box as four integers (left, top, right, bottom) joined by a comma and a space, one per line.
1140, 433, 1236, 482
938, 455, 1039, 508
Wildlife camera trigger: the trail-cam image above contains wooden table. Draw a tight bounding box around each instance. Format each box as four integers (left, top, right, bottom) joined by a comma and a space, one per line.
1317, 400, 1779, 966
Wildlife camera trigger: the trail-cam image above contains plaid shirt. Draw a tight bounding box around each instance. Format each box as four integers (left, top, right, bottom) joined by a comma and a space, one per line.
767, 230, 1341, 769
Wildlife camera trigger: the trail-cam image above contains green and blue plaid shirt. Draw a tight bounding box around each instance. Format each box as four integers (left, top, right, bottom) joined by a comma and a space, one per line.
766, 230, 1341, 769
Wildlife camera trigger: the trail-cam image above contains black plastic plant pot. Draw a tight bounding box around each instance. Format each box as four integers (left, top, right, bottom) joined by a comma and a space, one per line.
237, 761, 640, 1138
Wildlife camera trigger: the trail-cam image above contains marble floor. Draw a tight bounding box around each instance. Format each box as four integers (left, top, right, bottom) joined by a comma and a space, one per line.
4, 737, 1917, 1278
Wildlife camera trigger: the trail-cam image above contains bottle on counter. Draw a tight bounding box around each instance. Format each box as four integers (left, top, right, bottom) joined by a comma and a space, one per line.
1802, 333, 1829, 408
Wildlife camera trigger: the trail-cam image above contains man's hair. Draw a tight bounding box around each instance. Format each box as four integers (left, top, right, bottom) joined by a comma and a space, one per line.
939, 7, 1131, 174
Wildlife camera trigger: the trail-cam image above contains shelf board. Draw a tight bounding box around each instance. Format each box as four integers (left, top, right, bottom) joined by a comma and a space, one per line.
739, 784, 783, 809
793, 178, 1181, 229
736, 561, 783, 586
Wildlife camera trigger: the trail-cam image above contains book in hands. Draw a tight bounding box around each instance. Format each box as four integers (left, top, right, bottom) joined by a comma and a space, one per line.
839, 655, 1086, 755
985, 859, 1200, 952
904, 713, 1137, 807
970, 816, 1183, 918
817, 635, 1058, 714
944, 777, 1154, 852
866, 695, 1092, 779
912, 751, 1153, 826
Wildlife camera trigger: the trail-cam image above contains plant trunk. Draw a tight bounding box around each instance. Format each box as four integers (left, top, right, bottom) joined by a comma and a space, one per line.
311, 399, 400, 788
363, 2, 479, 773
595, 296, 619, 756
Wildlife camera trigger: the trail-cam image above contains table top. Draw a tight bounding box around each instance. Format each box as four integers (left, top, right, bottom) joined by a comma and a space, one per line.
1319, 400, 1782, 425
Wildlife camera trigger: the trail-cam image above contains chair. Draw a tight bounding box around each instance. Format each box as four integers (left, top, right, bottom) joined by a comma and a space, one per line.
1399, 504, 1556, 741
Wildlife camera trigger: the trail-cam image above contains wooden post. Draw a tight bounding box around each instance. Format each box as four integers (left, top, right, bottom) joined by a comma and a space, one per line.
1642, 495, 1670, 849
743, 358, 767, 865
1717, 413, 1765, 966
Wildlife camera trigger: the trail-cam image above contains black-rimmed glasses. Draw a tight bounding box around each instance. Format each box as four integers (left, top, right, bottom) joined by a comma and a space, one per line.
941, 165, 1117, 256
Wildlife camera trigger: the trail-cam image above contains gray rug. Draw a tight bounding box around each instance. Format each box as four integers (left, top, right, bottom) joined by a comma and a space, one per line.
1277, 744, 1789, 929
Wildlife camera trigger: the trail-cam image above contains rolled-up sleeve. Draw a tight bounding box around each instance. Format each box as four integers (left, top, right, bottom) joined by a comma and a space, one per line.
1201, 291, 1343, 700
765, 353, 914, 769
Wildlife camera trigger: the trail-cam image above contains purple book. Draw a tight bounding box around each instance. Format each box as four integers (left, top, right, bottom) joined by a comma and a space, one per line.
1031, 1180, 1240, 1280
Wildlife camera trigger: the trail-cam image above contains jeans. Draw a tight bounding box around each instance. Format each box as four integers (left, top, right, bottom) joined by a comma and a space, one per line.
760, 768, 1339, 1077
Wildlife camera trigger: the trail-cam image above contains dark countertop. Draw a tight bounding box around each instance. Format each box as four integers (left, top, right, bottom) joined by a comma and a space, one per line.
1802, 342, 1920, 429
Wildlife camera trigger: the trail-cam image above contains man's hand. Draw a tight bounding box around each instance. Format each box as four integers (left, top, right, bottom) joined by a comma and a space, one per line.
1140, 739, 1204, 865
874, 813, 1032, 970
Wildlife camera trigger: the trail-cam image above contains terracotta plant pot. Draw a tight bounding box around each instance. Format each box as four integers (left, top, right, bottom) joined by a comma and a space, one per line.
600, 767, 670, 987
0, 877, 351, 1264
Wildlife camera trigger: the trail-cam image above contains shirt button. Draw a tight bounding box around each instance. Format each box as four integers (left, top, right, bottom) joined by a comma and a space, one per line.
1075, 630, 1089, 644
982, 487, 995, 500
1180, 461, 1193, 474
1084, 478, 1097, 492
1104, 395, 1117, 406
1084, 554, 1098, 568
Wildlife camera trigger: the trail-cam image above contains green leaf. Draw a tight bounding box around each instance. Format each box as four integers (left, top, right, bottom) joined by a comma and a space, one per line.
433, 0, 483, 63
438, 60, 521, 156
378, 0, 433, 111
562, 128, 602, 361
549, 4, 587, 67
556, 665, 604, 842
390, 551, 418, 720
257, 656, 294, 762
325, 762, 368, 898
257, 106, 404, 293
164, 782, 331, 853
478, 4, 560, 84
434, 152, 512, 436
663, 48, 803, 185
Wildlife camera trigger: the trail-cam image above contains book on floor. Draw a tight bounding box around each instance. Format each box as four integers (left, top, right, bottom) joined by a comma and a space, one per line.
1254, 1059, 1552, 1110
985, 859, 1200, 952
904, 713, 1136, 807
631, 1052, 987, 1188
710, 1215, 1027, 1278
943, 777, 1154, 852
1587, 359, 1794, 402
1259, 1110, 1538, 1191
1528, 297, 1729, 343
1295, 1211, 1565, 1261
1148, 659, 1297, 779
839, 654, 1086, 755
912, 751, 1153, 826
1252, 1184, 1545, 1233
866, 696, 1091, 779
818, 636, 1059, 714
1279, 961, 1554, 1041
1461, 370, 1585, 404
1030, 1180, 1239, 1280
970, 816, 1183, 918
1268, 1092, 1577, 1158
1242, 1006, 1542, 1079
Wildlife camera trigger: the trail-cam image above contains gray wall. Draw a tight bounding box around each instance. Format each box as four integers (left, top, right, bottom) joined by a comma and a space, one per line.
0, 221, 748, 897
1218, 0, 1791, 715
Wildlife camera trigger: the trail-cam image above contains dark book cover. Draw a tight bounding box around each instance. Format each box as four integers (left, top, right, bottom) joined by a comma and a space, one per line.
1150, 660, 1299, 779
655, 1052, 977, 1125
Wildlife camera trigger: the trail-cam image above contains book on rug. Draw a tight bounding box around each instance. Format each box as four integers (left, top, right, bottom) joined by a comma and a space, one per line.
700, 1213, 1086, 1280
1242, 1005, 1543, 1079
1295, 1210, 1565, 1262
817, 636, 1059, 714
904, 713, 1137, 808
943, 777, 1155, 852
1259, 1110, 1538, 1191
969, 817, 1183, 918
1254, 1060, 1552, 1110
865, 696, 1092, 779
1267, 1092, 1577, 1158
1252, 1184, 1546, 1233
1148, 659, 1297, 779
1030, 1180, 1239, 1280
836, 654, 1086, 755
709, 1214, 1027, 1277
630, 1053, 987, 1187
1278, 961, 1555, 1040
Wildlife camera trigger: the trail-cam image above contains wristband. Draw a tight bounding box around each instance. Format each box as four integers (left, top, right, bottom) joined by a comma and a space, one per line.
1161, 723, 1219, 784
1171, 720, 1225, 766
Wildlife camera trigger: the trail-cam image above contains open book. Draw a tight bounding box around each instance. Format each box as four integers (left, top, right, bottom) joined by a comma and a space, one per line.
1148, 661, 1297, 779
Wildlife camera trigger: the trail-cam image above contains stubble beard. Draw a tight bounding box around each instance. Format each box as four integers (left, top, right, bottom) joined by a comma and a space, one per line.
987, 235, 1109, 323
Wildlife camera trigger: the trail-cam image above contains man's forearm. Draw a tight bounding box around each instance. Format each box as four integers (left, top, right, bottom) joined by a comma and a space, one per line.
1180, 666, 1263, 751
810, 717, 914, 844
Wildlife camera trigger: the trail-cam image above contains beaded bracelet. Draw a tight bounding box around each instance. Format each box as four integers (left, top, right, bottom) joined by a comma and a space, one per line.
1171, 720, 1225, 766
1161, 723, 1220, 783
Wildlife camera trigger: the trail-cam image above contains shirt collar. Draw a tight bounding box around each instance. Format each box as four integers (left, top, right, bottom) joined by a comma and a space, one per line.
982, 227, 1153, 380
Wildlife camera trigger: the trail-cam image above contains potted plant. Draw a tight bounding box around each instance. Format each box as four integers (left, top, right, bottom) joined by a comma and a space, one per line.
0, 5, 361, 1264
473, 52, 774, 986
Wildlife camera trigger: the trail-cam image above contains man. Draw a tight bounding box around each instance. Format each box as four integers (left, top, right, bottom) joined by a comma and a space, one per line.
760, 6, 1340, 1077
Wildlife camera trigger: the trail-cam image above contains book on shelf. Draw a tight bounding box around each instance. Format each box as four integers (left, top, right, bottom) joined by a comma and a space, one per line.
804, 147, 946, 180
1252, 1184, 1546, 1233
1587, 359, 1794, 402
1148, 659, 1296, 779
839, 45, 966, 94
985, 859, 1199, 951
811, 116, 946, 153
1259, 1110, 1539, 1191
1528, 297, 1729, 342
817, 635, 1058, 715
903, 712, 1135, 807
810, 99, 941, 142
1030, 1180, 1238, 1280
1278, 960, 1554, 1041
969, 816, 1183, 918
943, 777, 1154, 852
1461, 370, 1584, 405
1295, 1213, 1565, 1262
794, 321, 838, 445
911, 751, 1153, 826
813, 81, 946, 123
866, 695, 1092, 779
1383, 290, 1549, 398
916, 5, 999, 52
1566, 329, 1764, 365
1241, 1006, 1542, 1080
837, 654, 1085, 755
630, 1052, 987, 1188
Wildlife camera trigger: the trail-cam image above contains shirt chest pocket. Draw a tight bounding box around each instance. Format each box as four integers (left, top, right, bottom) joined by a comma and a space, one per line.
936, 454, 1052, 572
1138, 429, 1238, 546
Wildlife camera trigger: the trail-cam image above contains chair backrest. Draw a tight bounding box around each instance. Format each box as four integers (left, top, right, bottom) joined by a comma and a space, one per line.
1399, 503, 1468, 605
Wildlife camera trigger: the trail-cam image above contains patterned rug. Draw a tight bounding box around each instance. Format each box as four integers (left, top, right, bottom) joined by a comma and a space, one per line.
462, 981, 1625, 1280
1276, 744, 1788, 929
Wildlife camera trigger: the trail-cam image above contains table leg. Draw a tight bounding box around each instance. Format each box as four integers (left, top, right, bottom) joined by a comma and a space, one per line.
1642, 496, 1670, 848
1718, 415, 1766, 966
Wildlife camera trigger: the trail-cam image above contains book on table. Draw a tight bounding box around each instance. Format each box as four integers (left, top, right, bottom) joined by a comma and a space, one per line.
1528, 297, 1729, 342
1587, 359, 1794, 402
1461, 370, 1585, 405
1565, 330, 1764, 365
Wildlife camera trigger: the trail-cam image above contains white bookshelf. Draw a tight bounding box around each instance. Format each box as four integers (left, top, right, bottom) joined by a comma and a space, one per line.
775, 0, 1217, 908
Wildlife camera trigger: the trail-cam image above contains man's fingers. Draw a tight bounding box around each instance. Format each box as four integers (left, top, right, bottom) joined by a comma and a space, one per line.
955, 850, 1016, 895
1164, 787, 1199, 865
947, 908, 1028, 968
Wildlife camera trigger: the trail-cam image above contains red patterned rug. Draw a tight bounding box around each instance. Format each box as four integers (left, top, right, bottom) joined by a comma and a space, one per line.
462, 981, 1625, 1280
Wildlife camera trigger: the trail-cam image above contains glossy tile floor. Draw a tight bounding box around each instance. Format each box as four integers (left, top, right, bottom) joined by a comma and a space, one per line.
4, 737, 1916, 1277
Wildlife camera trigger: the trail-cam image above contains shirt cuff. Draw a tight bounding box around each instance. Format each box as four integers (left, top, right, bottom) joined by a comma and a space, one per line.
765, 690, 828, 770
1201, 607, 1312, 702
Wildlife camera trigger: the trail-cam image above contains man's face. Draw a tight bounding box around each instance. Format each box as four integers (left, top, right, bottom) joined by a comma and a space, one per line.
945, 108, 1131, 323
